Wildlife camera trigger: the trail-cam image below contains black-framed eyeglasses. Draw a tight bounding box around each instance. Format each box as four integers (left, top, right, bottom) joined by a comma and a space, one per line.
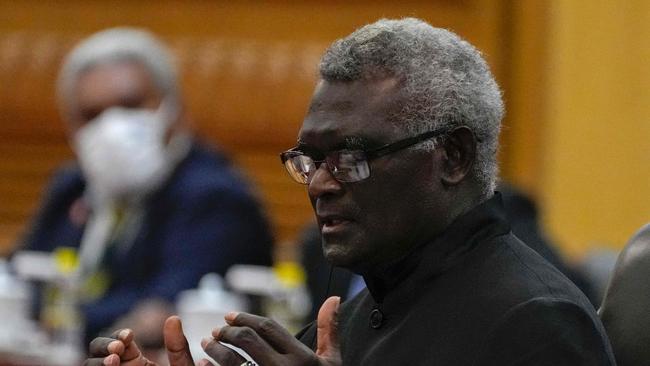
279, 128, 447, 184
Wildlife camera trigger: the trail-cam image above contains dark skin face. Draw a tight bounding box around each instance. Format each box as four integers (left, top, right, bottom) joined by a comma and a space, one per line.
299, 77, 478, 275
64, 60, 167, 135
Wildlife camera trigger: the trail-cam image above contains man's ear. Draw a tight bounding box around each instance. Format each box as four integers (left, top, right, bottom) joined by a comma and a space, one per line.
440, 126, 476, 186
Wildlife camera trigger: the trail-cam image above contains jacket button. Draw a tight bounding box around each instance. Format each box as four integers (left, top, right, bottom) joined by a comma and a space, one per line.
369, 308, 384, 329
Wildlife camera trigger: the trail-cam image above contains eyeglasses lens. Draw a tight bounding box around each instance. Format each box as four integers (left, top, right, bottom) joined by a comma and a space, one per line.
284, 154, 314, 184
328, 150, 370, 182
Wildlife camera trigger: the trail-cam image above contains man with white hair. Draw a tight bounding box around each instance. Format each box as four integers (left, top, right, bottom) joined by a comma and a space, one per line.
21, 27, 273, 346
85, 19, 615, 365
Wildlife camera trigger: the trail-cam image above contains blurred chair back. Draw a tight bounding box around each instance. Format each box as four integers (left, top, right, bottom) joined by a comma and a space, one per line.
599, 224, 650, 366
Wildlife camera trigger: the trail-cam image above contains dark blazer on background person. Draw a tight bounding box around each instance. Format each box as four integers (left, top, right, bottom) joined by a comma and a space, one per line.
20, 140, 274, 342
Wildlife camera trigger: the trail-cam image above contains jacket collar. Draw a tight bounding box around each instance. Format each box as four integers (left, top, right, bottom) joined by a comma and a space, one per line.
362, 192, 511, 303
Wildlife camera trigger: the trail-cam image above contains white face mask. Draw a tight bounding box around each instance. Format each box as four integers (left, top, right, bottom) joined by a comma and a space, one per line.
74, 103, 175, 201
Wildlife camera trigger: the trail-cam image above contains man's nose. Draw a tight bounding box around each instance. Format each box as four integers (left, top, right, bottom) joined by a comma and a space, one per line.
308, 163, 343, 199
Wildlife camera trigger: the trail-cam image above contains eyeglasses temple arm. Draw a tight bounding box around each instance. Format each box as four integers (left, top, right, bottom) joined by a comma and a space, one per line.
366, 129, 445, 159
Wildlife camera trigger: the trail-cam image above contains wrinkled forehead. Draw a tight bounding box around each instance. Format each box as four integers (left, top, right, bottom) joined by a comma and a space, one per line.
298, 77, 404, 149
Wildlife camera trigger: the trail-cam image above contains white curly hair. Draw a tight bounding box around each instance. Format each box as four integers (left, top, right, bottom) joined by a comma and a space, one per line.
319, 18, 504, 196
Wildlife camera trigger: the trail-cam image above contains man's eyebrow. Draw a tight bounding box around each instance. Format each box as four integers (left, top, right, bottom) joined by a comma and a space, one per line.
296, 136, 372, 152
342, 136, 371, 149
326, 136, 377, 151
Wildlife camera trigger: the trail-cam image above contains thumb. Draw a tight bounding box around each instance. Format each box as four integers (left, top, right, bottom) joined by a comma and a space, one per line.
163, 316, 195, 366
316, 296, 341, 357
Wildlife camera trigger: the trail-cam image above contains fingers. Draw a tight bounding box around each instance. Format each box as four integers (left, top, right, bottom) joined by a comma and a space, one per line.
224, 312, 296, 353
163, 316, 195, 366
85, 328, 154, 366
111, 328, 135, 346
114, 329, 145, 362
211, 325, 279, 365
316, 296, 341, 357
104, 354, 121, 366
89, 336, 125, 357
87, 329, 132, 357
217, 311, 323, 365
201, 337, 246, 366
82, 357, 110, 366
83, 353, 149, 366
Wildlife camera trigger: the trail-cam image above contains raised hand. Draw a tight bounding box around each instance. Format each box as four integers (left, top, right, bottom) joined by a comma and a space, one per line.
201, 296, 342, 366
162, 316, 195, 366
83, 316, 194, 366
315, 296, 341, 362
83, 327, 155, 366
83, 297, 342, 366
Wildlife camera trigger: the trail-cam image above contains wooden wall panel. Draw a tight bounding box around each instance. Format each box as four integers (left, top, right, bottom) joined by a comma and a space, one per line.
0, 0, 518, 259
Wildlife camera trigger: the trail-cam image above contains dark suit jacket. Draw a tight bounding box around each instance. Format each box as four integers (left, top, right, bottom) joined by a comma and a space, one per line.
20, 141, 273, 341
298, 195, 615, 365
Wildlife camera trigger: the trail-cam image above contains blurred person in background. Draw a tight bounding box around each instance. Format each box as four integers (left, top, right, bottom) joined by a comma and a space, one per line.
17, 27, 273, 347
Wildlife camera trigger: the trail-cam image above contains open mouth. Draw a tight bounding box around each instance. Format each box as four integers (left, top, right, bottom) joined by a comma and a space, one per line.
321, 216, 352, 233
